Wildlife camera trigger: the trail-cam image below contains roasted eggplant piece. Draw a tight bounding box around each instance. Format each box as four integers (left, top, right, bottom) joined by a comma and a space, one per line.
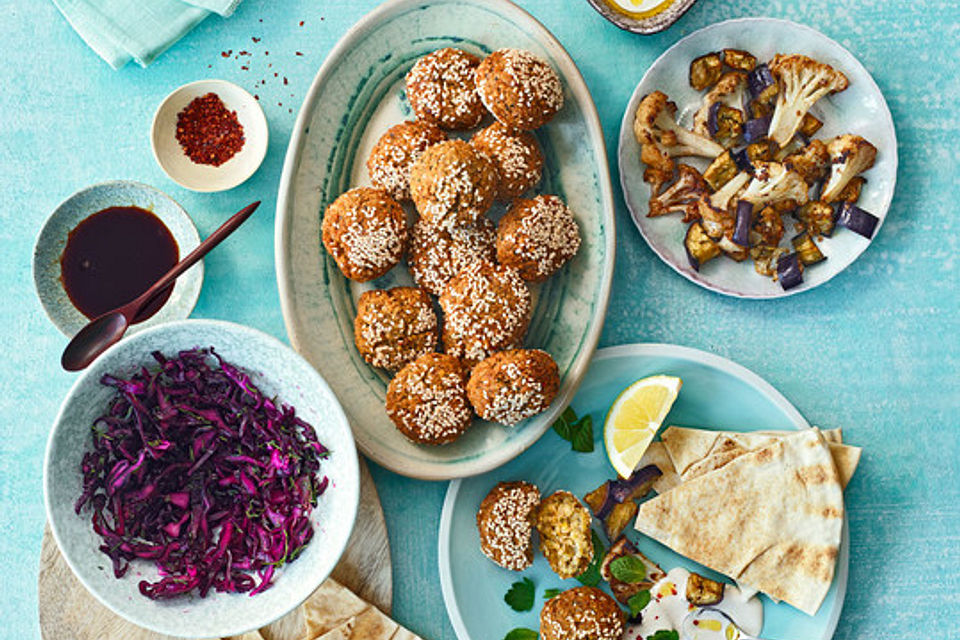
685, 221, 722, 271
690, 52, 723, 90
734, 140, 776, 173
784, 139, 830, 185
836, 202, 880, 238
583, 465, 661, 540
742, 116, 771, 144
723, 48, 757, 72
777, 252, 804, 290
601, 537, 666, 604
836, 176, 865, 204
791, 231, 826, 265
746, 63, 777, 118
686, 572, 725, 606
732, 200, 753, 247
713, 105, 745, 146
796, 200, 836, 237
703, 150, 739, 191
799, 113, 824, 138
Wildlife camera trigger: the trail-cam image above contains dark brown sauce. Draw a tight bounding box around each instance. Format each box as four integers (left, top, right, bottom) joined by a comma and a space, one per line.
60, 206, 179, 323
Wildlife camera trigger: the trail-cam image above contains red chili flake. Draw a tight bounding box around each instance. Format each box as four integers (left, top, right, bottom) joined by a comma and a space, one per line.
240, 65, 249, 71
175, 93, 245, 167
221, 50, 232, 57
252, 37, 261, 43
299, 20, 304, 26
295, 51, 304, 56
283, 76, 288, 85
274, 72, 278, 77
254, 94, 259, 100
239, 50, 250, 56
264, 51, 269, 55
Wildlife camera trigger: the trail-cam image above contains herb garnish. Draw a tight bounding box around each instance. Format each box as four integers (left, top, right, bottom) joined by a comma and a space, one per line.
552, 407, 594, 452
504, 577, 535, 612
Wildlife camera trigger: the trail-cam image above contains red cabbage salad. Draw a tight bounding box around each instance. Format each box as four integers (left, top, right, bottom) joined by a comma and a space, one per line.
74, 347, 330, 600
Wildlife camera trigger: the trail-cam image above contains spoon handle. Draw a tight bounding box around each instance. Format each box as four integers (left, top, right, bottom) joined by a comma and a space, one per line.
129, 201, 260, 311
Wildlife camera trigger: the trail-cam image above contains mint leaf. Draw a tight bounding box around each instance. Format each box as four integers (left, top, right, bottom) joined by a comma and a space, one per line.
647, 631, 679, 640
628, 589, 651, 617
610, 555, 648, 583
571, 415, 594, 453
575, 530, 606, 587
504, 577, 535, 612
504, 628, 538, 640
543, 588, 562, 600
552, 406, 577, 441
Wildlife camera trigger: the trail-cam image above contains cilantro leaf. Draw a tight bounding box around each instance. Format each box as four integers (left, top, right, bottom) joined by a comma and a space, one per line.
571, 415, 594, 453
575, 530, 606, 587
543, 588, 562, 600
627, 589, 651, 617
504, 577, 535, 612
504, 628, 538, 640
647, 631, 679, 640
610, 555, 649, 583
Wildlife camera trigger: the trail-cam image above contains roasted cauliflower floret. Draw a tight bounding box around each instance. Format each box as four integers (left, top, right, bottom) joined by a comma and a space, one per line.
740, 161, 810, 208
697, 171, 751, 239
648, 164, 707, 221
820, 134, 877, 203
784, 139, 830, 186
634, 91, 725, 169
796, 200, 836, 237
767, 54, 849, 146
750, 205, 785, 247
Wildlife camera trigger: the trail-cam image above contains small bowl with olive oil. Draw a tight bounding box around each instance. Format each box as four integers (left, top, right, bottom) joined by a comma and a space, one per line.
33, 180, 202, 338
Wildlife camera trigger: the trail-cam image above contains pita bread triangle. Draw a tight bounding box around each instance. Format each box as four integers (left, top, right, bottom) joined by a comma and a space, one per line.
634, 429, 844, 616
662, 426, 860, 488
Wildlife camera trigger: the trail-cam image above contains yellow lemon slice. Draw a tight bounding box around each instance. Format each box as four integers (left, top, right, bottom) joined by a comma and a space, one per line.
604, 375, 682, 478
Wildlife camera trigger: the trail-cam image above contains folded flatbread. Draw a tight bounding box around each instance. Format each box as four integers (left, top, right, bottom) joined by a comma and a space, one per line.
636, 441, 682, 494
302, 578, 423, 640
634, 429, 844, 616
662, 426, 861, 489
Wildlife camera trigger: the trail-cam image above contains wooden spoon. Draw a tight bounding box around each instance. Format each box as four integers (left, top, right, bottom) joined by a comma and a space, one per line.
61, 201, 260, 371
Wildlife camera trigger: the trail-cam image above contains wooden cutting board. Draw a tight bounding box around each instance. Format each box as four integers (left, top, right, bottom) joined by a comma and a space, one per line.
38, 458, 392, 640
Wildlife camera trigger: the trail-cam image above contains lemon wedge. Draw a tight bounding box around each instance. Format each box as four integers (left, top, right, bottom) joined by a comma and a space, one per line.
604, 375, 682, 478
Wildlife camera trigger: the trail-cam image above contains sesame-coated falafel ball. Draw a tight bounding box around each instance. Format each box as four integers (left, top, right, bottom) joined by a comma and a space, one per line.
408, 217, 497, 297
354, 287, 438, 372
475, 48, 564, 131
470, 121, 544, 200
467, 349, 559, 425
321, 187, 408, 282
405, 48, 486, 130
385, 353, 473, 446
438, 260, 531, 367
497, 195, 581, 282
409, 139, 498, 230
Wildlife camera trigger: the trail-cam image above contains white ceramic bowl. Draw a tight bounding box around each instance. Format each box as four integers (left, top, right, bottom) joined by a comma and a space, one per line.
152, 80, 268, 192
619, 18, 898, 298
44, 319, 359, 638
33, 180, 202, 338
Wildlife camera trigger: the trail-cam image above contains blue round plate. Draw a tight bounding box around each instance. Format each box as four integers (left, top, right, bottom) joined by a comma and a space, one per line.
439, 343, 849, 640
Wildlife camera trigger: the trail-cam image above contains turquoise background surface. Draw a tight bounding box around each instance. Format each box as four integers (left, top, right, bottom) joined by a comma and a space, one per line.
1, 0, 957, 638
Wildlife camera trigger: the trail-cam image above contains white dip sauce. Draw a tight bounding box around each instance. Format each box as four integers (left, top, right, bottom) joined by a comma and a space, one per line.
622, 568, 763, 639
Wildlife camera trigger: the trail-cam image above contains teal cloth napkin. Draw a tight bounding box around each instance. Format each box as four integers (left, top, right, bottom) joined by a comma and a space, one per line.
52, 0, 243, 69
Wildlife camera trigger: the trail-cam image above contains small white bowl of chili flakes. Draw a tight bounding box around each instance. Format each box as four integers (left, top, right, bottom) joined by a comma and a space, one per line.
152, 79, 268, 192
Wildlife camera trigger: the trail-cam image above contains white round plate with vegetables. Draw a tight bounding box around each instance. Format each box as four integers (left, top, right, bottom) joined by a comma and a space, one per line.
438, 344, 849, 640
618, 17, 897, 298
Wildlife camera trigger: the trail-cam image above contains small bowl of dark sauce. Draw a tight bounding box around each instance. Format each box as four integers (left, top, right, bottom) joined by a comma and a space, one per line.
33, 181, 202, 337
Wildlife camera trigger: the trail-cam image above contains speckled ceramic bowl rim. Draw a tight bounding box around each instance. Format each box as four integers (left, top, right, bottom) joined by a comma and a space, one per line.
151, 79, 269, 193
43, 318, 360, 638
439, 342, 849, 640
585, 0, 698, 34
275, 0, 616, 480
618, 17, 899, 299
32, 180, 203, 337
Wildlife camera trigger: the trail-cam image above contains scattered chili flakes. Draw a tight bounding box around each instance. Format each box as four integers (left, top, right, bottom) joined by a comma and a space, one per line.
175, 92, 245, 167
221, 50, 232, 57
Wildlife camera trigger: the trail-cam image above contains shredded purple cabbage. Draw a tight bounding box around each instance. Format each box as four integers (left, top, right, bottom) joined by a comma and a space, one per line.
74, 347, 329, 600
